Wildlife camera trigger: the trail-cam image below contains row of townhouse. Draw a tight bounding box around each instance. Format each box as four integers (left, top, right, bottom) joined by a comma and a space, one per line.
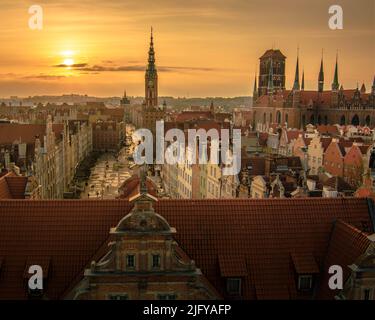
288, 131, 375, 189
34, 116, 93, 198
161, 145, 239, 199
0, 116, 93, 199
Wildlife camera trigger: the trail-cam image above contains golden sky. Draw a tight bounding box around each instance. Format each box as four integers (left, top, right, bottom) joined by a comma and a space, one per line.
0, 0, 374, 97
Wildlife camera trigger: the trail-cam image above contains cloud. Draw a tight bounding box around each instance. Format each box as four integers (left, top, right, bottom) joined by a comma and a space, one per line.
53, 63, 88, 68
78, 64, 145, 72
22, 74, 67, 80
160, 66, 216, 72
52, 62, 218, 73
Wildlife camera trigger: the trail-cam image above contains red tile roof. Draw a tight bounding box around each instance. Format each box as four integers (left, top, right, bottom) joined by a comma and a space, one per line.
0, 173, 28, 199
317, 125, 340, 136
323, 176, 355, 192
219, 254, 248, 277
0, 123, 63, 145
260, 49, 286, 59
0, 198, 372, 300
321, 137, 333, 151
291, 252, 320, 274
286, 130, 302, 142
317, 219, 372, 299
299, 90, 370, 106
174, 111, 213, 122
117, 175, 157, 199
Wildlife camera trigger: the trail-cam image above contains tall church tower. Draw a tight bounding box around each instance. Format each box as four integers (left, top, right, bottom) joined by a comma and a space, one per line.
258, 49, 286, 96
145, 27, 158, 108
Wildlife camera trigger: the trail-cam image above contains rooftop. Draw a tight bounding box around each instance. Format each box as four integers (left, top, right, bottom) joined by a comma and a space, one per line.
0, 197, 373, 300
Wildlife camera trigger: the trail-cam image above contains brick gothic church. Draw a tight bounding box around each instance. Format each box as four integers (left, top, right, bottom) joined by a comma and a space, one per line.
251, 49, 375, 130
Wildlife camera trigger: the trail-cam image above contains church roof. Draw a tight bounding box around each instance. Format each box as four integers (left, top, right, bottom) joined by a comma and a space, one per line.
260, 49, 287, 59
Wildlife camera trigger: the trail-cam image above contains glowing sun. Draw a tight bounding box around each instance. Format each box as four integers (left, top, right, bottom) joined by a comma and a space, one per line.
63, 58, 74, 66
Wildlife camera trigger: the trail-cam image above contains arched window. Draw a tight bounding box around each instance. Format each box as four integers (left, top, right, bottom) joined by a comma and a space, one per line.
285, 113, 289, 124
310, 114, 315, 125
317, 115, 322, 125
365, 115, 371, 126
324, 116, 328, 125
302, 115, 306, 127
270, 113, 273, 124
351, 114, 359, 126
276, 111, 281, 124
340, 115, 346, 125
263, 113, 267, 124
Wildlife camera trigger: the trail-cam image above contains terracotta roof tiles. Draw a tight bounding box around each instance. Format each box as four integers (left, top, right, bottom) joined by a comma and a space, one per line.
317, 219, 372, 299
0, 197, 372, 300
0, 173, 28, 199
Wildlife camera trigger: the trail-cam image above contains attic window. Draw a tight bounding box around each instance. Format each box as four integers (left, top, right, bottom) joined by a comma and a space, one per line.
157, 293, 177, 300
363, 289, 372, 300
298, 275, 313, 291
108, 293, 128, 300
227, 278, 241, 295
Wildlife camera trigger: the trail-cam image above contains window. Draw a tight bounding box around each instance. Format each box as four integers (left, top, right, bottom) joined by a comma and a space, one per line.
298, 275, 313, 290
108, 294, 128, 300
152, 254, 160, 268
157, 294, 176, 300
363, 289, 372, 300
226, 278, 241, 295
126, 254, 135, 268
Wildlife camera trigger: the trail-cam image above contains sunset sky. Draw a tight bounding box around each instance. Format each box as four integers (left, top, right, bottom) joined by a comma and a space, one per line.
0, 0, 373, 97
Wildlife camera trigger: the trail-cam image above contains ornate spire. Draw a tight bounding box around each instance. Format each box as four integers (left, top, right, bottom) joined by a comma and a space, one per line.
318, 50, 324, 93
301, 69, 305, 91
147, 27, 156, 70
360, 83, 366, 93
145, 27, 158, 108
267, 58, 274, 95
121, 89, 130, 105
332, 51, 339, 91
293, 48, 300, 91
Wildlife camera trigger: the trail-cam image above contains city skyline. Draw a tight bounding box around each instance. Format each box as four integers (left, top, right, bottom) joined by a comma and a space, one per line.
0, 0, 374, 97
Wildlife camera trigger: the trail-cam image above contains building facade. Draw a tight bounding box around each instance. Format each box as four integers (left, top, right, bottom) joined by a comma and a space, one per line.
252, 49, 375, 129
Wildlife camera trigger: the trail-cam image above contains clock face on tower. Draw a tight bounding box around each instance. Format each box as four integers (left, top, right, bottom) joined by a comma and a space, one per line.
148, 80, 154, 87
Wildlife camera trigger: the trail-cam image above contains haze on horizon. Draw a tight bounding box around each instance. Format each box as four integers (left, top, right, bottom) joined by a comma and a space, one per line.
0, 0, 374, 98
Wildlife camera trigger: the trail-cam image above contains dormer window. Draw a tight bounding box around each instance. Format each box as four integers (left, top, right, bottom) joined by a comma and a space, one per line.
363, 288, 372, 300
108, 293, 128, 300
152, 254, 160, 268
226, 278, 241, 295
157, 293, 177, 300
126, 254, 135, 269
298, 275, 313, 291
291, 252, 319, 292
